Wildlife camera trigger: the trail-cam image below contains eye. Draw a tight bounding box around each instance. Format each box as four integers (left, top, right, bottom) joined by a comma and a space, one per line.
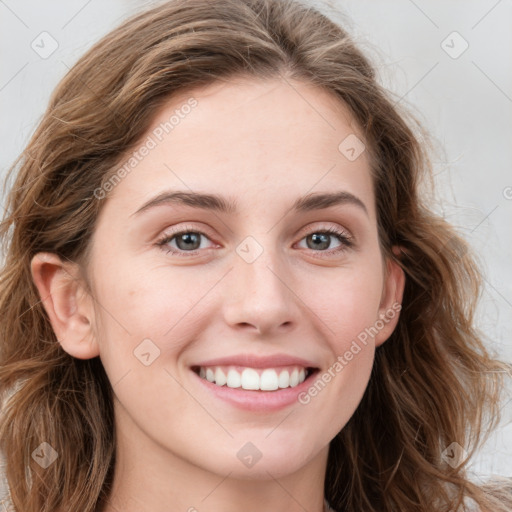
155, 225, 354, 257
296, 227, 354, 255
156, 226, 216, 256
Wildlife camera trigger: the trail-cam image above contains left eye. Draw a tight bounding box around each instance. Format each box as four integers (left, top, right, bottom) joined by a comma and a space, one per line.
296, 228, 352, 252
156, 227, 353, 256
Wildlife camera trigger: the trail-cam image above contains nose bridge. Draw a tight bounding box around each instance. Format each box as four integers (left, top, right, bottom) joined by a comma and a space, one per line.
222, 233, 297, 333
236, 233, 288, 299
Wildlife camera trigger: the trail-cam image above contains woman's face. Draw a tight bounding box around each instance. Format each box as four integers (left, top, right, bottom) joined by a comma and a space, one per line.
46, 77, 404, 480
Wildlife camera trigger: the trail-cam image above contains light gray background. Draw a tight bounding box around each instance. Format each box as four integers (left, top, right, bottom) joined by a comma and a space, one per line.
1, 0, 511, 497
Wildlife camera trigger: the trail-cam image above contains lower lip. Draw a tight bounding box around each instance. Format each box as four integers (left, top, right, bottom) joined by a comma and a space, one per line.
191, 370, 317, 412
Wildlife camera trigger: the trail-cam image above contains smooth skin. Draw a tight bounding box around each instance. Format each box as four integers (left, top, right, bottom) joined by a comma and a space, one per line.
31, 76, 405, 512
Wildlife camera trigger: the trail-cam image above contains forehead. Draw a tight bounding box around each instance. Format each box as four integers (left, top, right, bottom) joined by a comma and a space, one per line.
99, 76, 375, 222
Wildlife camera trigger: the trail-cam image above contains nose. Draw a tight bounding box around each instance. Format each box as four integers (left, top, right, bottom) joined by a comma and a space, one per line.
222, 241, 300, 336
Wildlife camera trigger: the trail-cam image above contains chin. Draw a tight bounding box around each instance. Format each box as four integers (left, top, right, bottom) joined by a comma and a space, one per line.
196, 438, 322, 480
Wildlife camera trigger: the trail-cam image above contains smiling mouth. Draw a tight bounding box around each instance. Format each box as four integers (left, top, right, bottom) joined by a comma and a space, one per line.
191, 365, 318, 391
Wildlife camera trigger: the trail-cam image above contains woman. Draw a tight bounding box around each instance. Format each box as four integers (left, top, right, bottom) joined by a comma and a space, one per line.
0, 0, 511, 510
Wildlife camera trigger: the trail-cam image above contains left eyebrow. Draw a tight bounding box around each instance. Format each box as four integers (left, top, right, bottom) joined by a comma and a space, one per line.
293, 191, 368, 216
130, 190, 368, 217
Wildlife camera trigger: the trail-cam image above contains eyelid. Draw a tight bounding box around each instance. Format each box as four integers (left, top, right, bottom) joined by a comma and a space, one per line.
296, 222, 352, 240
157, 223, 216, 242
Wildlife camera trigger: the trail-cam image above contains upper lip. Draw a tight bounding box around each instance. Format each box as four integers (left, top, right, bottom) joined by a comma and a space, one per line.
191, 354, 319, 369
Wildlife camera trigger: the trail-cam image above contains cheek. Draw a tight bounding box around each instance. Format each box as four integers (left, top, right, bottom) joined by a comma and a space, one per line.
91, 258, 219, 379
91, 265, 201, 430
93, 257, 199, 335
307, 264, 384, 351
295, 261, 383, 421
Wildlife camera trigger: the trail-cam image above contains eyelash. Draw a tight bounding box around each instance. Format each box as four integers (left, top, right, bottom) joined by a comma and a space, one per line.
155, 225, 354, 257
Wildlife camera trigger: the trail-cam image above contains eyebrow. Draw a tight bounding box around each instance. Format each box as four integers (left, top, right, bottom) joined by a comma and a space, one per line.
130, 189, 368, 217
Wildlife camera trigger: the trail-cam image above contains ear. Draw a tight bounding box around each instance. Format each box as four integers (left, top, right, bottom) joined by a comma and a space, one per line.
374, 246, 406, 347
30, 252, 99, 359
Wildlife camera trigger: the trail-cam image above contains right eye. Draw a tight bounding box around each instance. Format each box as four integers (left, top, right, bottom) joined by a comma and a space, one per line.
155, 226, 217, 256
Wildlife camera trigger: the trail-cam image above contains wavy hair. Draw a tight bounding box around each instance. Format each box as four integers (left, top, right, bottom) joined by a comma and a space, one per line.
1, 0, 511, 510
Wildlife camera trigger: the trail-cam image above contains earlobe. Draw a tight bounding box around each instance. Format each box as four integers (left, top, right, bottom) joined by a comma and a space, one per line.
30, 252, 100, 359
375, 246, 406, 347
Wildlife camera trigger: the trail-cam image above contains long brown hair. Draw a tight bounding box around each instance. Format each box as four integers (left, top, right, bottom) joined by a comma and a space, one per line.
1, 0, 511, 510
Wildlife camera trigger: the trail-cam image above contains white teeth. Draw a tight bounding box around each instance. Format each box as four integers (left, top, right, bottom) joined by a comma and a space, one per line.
260, 369, 279, 391
278, 370, 290, 388
290, 368, 299, 387
226, 369, 241, 388
196, 365, 310, 391
241, 368, 260, 390
215, 368, 227, 386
